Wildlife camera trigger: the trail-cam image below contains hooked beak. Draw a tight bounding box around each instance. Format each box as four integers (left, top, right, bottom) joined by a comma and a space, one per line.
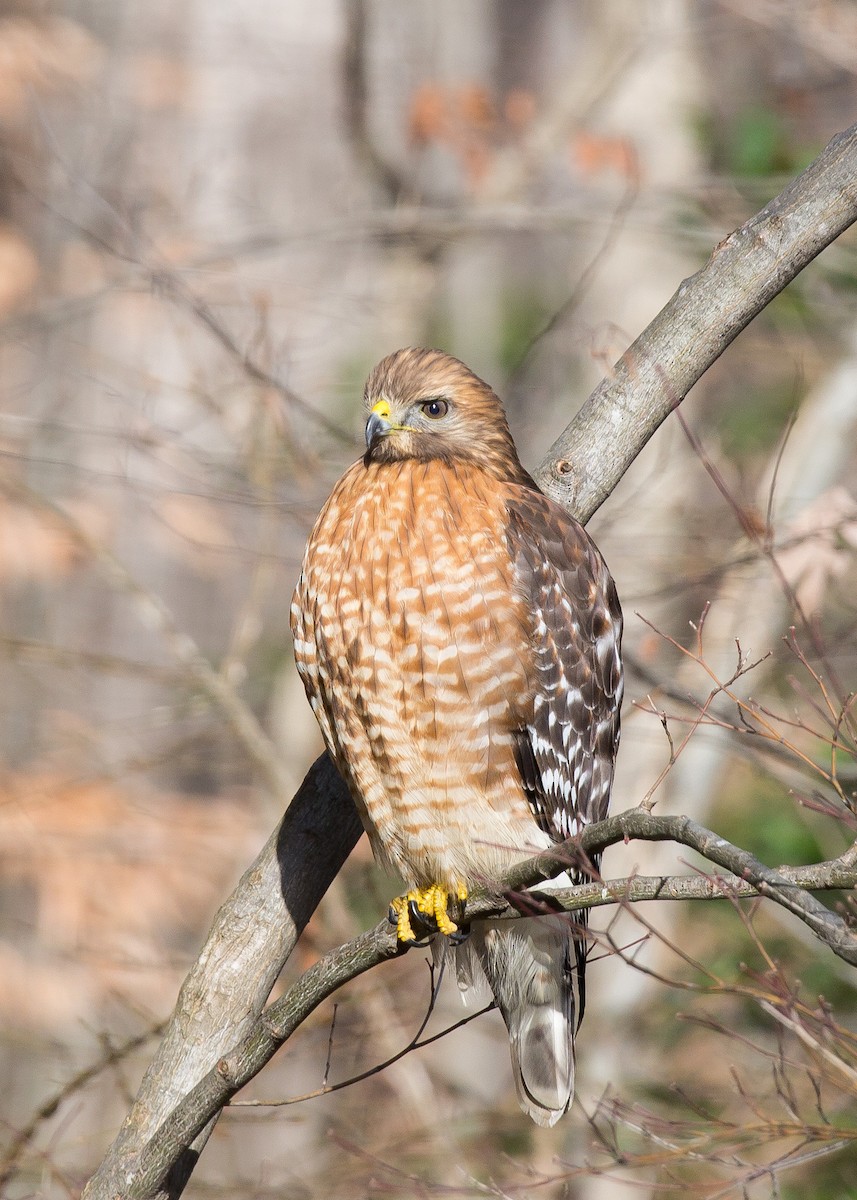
365, 399, 393, 453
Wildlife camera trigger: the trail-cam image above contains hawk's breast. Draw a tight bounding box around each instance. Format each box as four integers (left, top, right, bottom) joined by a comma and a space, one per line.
291, 458, 547, 886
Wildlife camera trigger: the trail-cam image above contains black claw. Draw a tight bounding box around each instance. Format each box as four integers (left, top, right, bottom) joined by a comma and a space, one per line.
391, 893, 469, 947
408, 898, 439, 934
390, 900, 436, 946
403, 934, 433, 948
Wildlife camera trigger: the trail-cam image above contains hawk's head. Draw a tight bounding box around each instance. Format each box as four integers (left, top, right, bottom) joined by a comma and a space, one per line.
362, 347, 532, 484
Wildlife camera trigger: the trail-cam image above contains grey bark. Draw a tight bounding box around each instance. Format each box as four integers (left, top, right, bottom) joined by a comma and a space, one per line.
535, 123, 857, 522
82, 755, 359, 1200
84, 123, 857, 1200
97, 813, 857, 1200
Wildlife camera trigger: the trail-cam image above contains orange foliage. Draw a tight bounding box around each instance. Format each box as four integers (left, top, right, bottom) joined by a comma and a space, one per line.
504, 88, 537, 130
572, 130, 640, 182
0, 226, 38, 315
0, 773, 261, 1028
407, 80, 537, 188
126, 53, 195, 112
456, 83, 496, 133
154, 494, 235, 575
408, 82, 449, 146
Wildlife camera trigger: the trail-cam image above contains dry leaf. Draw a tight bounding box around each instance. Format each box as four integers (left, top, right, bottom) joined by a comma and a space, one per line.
573, 130, 640, 181
126, 52, 195, 111
504, 88, 537, 130
408, 82, 449, 146
154, 494, 234, 574
456, 83, 495, 133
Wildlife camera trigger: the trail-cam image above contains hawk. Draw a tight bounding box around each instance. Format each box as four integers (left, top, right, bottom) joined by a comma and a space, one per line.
291, 348, 622, 1126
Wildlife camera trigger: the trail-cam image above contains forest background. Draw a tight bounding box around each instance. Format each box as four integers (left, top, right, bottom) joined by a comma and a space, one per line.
1, 3, 856, 1198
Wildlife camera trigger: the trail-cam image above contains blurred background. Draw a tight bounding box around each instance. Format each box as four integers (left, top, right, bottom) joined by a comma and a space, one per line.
1, 2, 856, 1197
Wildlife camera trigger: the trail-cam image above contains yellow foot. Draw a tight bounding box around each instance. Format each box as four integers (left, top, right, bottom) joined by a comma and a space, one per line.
389, 883, 468, 945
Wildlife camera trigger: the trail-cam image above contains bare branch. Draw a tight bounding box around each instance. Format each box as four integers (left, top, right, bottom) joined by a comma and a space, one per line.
83, 122, 857, 1199
102, 807, 857, 1199
229, 1002, 494, 1110
534, 122, 857, 522
504, 810, 857, 966
0, 1023, 165, 1195
82, 754, 361, 1200
149, 270, 350, 444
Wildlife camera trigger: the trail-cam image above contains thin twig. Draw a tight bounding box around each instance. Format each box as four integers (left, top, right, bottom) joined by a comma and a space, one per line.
0, 1022, 165, 1193
231, 1002, 494, 1109
114, 808, 857, 1199
1, 476, 291, 798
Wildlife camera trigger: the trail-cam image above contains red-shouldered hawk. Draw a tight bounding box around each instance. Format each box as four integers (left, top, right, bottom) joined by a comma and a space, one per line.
291, 348, 622, 1126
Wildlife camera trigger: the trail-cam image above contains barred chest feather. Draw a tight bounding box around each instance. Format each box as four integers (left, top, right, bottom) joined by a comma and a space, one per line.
291, 457, 550, 888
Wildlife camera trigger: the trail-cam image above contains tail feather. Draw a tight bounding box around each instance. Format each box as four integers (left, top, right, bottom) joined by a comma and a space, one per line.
444, 914, 578, 1127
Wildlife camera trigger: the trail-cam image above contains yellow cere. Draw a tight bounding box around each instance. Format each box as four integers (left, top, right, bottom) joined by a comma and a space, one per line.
371, 398, 391, 419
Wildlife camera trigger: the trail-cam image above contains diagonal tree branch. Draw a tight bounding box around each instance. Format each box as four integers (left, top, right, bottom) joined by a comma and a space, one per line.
534, 123, 857, 522
114, 809, 857, 1200
81, 755, 360, 1200
83, 122, 857, 1200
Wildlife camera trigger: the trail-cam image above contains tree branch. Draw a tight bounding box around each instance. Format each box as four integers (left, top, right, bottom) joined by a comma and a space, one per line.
501, 811, 857, 967
534, 123, 857, 522
110, 808, 857, 1200
81, 755, 360, 1200
84, 122, 857, 1199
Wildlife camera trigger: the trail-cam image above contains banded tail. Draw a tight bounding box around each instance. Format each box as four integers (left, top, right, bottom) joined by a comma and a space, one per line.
445, 911, 579, 1127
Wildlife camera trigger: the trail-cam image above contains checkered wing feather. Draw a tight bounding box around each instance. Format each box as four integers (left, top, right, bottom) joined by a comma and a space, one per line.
506, 490, 623, 1005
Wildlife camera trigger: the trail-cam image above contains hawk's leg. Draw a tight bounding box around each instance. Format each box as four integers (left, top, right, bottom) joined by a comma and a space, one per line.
389, 883, 469, 946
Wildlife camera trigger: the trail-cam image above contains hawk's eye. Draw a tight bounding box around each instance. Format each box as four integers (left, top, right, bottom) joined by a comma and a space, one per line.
421, 398, 449, 419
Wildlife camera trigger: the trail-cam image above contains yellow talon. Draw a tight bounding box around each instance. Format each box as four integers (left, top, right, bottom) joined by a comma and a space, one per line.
426, 883, 459, 936
390, 883, 468, 944
390, 893, 417, 944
